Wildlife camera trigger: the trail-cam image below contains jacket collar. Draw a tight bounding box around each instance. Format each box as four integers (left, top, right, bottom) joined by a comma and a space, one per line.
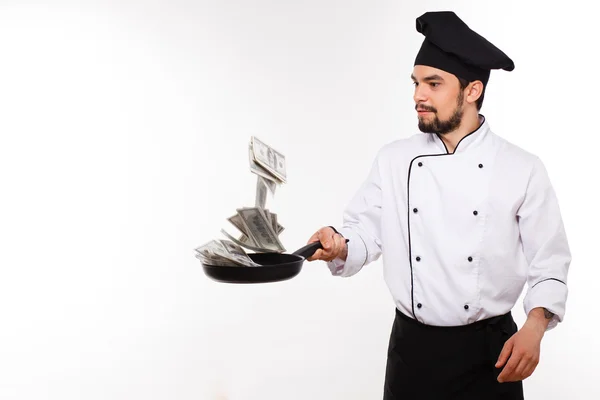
433, 114, 490, 154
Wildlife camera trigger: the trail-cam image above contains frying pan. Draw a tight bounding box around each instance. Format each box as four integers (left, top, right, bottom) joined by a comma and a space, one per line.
201, 239, 348, 284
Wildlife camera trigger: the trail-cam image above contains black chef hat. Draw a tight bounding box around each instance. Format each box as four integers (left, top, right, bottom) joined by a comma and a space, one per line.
413, 11, 514, 86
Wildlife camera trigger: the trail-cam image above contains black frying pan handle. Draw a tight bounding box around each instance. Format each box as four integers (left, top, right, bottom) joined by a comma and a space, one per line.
292, 239, 350, 259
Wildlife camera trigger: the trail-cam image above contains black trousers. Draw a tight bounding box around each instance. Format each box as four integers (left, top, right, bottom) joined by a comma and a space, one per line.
383, 308, 524, 400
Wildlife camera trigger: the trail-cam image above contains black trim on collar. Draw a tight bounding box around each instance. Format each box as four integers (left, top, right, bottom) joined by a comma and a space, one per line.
435, 114, 486, 154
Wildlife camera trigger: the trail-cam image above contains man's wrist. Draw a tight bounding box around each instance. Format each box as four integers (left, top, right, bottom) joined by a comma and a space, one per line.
525, 307, 553, 336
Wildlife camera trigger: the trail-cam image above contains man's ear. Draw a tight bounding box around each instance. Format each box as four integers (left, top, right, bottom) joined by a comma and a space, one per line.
467, 80, 484, 104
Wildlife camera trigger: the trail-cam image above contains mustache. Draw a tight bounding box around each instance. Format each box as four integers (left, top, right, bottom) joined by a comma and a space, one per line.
415, 104, 437, 113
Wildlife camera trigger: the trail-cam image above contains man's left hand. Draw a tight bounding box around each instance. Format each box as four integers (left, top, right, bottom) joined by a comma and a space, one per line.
495, 323, 544, 382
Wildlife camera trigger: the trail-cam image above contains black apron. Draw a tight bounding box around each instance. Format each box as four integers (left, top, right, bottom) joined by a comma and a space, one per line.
383, 308, 524, 400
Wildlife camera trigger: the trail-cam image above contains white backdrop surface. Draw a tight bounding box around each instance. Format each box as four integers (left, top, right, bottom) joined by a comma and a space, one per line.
0, 1, 597, 399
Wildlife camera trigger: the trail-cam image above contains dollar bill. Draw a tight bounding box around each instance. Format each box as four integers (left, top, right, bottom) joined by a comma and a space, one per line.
220, 228, 280, 253
251, 136, 287, 183
238, 233, 258, 248
227, 208, 274, 251
194, 240, 235, 265
231, 208, 284, 238
261, 176, 276, 195
269, 212, 277, 233
227, 212, 264, 247
238, 225, 281, 243
249, 142, 279, 183
255, 176, 267, 209
238, 234, 251, 244
266, 212, 284, 234
195, 239, 260, 267
236, 207, 286, 252
219, 239, 260, 264
195, 253, 238, 266
194, 241, 217, 259
227, 214, 250, 237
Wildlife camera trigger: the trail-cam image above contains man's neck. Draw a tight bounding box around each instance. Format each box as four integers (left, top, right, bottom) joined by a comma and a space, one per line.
439, 112, 481, 153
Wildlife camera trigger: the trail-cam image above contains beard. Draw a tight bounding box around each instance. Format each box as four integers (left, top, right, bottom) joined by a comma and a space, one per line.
417, 91, 464, 135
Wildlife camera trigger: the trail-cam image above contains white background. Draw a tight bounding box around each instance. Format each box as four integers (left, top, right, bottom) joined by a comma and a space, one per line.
0, 1, 597, 399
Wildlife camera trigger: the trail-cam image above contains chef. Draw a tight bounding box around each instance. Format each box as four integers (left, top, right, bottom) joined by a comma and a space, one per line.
306, 11, 571, 400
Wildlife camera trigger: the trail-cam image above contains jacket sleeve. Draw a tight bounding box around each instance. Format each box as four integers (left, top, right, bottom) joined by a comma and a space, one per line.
518, 156, 571, 331
327, 150, 384, 277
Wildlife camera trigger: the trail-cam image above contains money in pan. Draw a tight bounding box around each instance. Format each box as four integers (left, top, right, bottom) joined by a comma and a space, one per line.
202, 239, 349, 284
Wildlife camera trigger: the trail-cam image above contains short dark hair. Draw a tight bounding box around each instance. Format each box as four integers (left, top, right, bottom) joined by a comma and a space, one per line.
457, 77, 485, 111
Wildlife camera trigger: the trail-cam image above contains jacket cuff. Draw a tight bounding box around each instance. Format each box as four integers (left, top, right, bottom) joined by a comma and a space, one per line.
326, 227, 366, 277
523, 278, 568, 331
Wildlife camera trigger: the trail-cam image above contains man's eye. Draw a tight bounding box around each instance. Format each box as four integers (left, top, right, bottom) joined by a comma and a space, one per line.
430, 82, 439, 87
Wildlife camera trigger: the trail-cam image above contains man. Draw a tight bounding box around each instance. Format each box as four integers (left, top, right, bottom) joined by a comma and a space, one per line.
306, 11, 571, 400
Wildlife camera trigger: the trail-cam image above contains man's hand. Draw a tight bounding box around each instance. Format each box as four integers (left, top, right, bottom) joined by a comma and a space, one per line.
306, 226, 348, 262
495, 307, 551, 382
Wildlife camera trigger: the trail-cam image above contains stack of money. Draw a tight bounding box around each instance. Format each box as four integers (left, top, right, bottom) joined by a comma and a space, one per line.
248, 135, 286, 205
194, 137, 288, 266
194, 238, 260, 267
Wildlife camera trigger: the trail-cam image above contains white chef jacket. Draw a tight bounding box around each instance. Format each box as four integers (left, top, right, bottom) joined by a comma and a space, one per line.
328, 115, 571, 330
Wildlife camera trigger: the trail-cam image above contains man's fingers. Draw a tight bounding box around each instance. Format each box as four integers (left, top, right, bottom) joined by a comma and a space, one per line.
495, 338, 514, 368
307, 233, 319, 244
314, 230, 333, 260
308, 249, 324, 261
305, 227, 341, 261
521, 360, 537, 380
321, 236, 333, 252
497, 351, 521, 383
306, 248, 319, 261
512, 356, 530, 381
517, 353, 538, 380
307, 231, 326, 260
332, 234, 345, 259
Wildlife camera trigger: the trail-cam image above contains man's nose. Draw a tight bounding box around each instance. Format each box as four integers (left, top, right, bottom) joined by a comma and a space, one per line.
413, 86, 427, 103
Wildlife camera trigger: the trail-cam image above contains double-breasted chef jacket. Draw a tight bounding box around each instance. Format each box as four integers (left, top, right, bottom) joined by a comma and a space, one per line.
329, 115, 571, 330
